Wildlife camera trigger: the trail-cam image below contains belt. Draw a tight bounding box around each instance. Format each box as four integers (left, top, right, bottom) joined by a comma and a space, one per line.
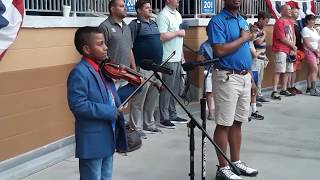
216, 68, 249, 75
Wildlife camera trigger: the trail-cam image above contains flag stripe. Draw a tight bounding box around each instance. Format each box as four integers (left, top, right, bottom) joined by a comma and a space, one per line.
303, 2, 307, 13
265, 0, 315, 19
276, 1, 282, 14
0, 0, 24, 61
12, 0, 24, 17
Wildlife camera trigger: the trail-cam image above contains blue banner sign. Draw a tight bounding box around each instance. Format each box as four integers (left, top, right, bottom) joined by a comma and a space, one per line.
125, 0, 136, 13
200, 0, 215, 14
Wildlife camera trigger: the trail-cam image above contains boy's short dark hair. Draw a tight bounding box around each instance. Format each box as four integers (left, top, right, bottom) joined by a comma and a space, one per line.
74, 26, 103, 55
257, 11, 271, 20
135, 0, 150, 13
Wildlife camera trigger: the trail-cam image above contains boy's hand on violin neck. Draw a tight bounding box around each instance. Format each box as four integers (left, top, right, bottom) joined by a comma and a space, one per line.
140, 77, 145, 84
118, 107, 124, 113
116, 107, 124, 119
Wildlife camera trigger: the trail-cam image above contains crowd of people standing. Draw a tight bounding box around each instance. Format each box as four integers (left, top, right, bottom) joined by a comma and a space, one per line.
67, 0, 188, 179
66, 0, 320, 180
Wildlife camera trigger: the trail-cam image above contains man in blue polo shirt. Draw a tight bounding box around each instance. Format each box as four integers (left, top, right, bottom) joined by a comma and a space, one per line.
208, 0, 258, 179
128, 0, 163, 137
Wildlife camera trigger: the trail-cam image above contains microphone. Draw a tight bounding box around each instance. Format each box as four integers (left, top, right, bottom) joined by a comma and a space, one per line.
182, 59, 218, 71
182, 60, 200, 71
140, 59, 173, 75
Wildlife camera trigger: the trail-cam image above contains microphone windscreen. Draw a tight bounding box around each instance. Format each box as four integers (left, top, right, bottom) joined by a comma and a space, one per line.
139, 59, 154, 70
182, 61, 199, 71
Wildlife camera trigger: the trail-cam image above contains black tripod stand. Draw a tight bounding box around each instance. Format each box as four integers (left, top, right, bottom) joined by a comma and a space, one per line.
200, 64, 214, 180
152, 70, 240, 180
112, 50, 240, 179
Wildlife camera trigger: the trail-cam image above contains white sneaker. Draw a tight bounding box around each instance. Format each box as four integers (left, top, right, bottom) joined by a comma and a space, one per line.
232, 161, 258, 177
215, 166, 242, 180
310, 88, 320, 96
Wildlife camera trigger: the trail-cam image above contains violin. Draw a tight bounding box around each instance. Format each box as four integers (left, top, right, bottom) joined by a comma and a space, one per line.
100, 62, 143, 86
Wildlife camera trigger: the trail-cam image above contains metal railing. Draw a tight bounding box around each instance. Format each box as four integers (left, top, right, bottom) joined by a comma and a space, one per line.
23, 0, 319, 18
24, 0, 108, 16
25, 0, 71, 12
315, 2, 320, 16
239, 0, 268, 17
73, 0, 108, 15
150, 0, 195, 17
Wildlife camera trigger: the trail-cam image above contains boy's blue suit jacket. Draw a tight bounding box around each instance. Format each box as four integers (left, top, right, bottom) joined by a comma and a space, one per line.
67, 59, 127, 159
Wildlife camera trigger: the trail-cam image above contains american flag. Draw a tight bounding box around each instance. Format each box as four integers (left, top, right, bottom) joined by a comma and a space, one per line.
0, 0, 24, 61
265, 0, 315, 19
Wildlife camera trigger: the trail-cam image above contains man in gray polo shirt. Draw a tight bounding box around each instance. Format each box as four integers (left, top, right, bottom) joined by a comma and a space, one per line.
99, 0, 136, 69
99, 0, 137, 106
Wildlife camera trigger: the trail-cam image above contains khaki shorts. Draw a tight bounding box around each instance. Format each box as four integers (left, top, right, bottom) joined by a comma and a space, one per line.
213, 70, 251, 126
274, 52, 294, 73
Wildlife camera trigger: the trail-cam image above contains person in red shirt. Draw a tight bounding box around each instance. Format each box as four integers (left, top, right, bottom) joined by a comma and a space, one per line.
287, 7, 303, 95
271, 4, 297, 100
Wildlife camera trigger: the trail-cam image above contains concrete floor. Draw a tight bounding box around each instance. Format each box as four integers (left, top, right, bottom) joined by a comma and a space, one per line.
22, 94, 320, 180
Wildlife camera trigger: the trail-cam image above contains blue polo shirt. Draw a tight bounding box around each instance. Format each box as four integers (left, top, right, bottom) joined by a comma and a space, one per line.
208, 9, 252, 71
129, 16, 163, 66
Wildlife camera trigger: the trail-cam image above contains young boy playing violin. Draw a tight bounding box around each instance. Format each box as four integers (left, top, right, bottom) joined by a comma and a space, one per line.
67, 26, 127, 180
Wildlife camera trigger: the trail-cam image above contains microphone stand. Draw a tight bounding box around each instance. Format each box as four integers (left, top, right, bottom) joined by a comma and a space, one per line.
151, 70, 240, 180
118, 51, 175, 108
200, 64, 212, 180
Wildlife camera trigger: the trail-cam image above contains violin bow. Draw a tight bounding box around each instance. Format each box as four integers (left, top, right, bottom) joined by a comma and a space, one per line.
119, 51, 176, 109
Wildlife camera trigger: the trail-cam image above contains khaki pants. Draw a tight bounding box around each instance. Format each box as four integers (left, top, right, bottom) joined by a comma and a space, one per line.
129, 68, 161, 130
256, 59, 266, 97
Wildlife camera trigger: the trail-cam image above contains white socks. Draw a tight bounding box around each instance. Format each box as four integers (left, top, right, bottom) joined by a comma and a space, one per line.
251, 103, 257, 113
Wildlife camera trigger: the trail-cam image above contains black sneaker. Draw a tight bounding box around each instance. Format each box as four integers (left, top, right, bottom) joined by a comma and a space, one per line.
306, 87, 311, 93
271, 91, 281, 100
216, 165, 242, 180
144, 127, 162, 133
256, 96, 270, 103
293, 87, 302, 94
232, 161, 258, 177
250, 111, 264, 120
280, 90, 295, 96
287, 87, 297, 96
160, 120, 176, 129
170, 117, 188, 123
